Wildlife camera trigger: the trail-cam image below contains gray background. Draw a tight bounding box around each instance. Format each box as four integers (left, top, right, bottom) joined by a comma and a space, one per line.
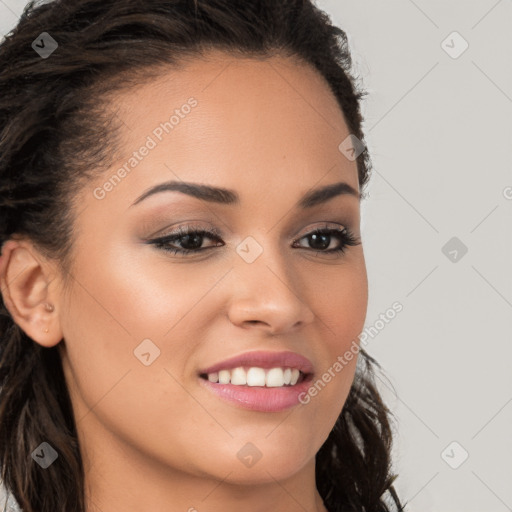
1, 0, 511, 510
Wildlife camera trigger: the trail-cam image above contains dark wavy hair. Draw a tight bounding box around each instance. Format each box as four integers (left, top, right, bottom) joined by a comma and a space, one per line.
0, 1, 406, 511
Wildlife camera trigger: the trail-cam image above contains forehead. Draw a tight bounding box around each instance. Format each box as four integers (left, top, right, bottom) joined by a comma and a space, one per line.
86, 51, 359, 213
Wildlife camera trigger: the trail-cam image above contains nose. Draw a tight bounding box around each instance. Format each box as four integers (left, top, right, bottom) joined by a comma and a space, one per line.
226, 244, 315, 335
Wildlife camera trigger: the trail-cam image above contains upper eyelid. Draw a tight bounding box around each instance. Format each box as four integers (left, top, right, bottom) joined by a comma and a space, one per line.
155, 221, 350, 237
153, 223, 352, 245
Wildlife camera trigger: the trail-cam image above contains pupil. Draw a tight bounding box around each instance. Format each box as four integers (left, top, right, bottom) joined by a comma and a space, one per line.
182, 233, 203, 250
310, 233, 329, 250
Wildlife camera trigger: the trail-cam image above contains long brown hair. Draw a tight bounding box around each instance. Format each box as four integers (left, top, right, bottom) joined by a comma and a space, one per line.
0, 1, 406, 510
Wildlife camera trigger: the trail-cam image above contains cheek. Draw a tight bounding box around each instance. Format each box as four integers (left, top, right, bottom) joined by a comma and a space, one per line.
312, 258, 368, 349
65, 244, 221, 344
302, 261, 367, 414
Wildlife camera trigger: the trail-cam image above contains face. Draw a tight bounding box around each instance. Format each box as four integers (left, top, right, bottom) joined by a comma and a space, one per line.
3, 51, 368, 507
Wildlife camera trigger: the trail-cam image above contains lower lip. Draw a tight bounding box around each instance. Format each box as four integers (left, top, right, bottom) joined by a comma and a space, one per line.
197, 374, 313, 412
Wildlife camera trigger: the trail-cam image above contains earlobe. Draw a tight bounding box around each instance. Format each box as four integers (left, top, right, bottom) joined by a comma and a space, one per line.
0, 238, 63, 347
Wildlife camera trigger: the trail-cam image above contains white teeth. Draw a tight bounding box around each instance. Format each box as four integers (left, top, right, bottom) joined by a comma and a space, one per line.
204, 367, 304, 387
207, 372, 219, 383
218, 370, 230, 384
247, 367, 266, 386
266, 368, 284, 387
230, 367, 247, 385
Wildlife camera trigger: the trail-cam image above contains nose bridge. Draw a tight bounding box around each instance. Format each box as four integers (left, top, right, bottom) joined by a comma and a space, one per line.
227, 232, 315, 332
235, 230, 293, 290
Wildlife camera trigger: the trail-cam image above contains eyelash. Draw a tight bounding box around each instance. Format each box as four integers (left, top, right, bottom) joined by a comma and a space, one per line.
148, 224, 360, 258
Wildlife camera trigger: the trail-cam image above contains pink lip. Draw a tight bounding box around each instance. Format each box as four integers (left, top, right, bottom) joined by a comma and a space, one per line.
197, 350, 314, 375
198, 373, 314, 412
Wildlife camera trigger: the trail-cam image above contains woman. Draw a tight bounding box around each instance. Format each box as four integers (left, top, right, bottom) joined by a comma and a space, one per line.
0, 1, 405, 511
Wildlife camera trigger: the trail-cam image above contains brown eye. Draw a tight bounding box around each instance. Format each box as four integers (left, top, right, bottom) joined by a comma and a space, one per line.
149, 226, 224, 256
293, 227, 360, 256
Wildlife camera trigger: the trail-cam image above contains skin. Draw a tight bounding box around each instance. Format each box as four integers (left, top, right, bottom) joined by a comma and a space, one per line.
0, 51, 368, 512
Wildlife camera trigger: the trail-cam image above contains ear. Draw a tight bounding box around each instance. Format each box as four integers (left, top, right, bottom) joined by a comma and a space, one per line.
0, 238, 63, 347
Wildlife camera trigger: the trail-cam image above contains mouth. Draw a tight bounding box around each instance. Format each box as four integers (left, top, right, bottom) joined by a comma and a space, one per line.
196, 350, 315, 411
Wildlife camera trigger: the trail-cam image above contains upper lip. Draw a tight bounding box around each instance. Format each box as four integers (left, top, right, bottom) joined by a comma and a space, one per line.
198, 350, 314, 375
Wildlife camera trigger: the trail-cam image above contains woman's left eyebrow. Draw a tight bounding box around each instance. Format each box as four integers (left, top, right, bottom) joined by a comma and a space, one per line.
130, 179, 360, 209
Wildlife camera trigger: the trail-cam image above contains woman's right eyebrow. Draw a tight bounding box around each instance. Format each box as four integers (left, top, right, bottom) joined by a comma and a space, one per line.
129, 180, 361, 209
